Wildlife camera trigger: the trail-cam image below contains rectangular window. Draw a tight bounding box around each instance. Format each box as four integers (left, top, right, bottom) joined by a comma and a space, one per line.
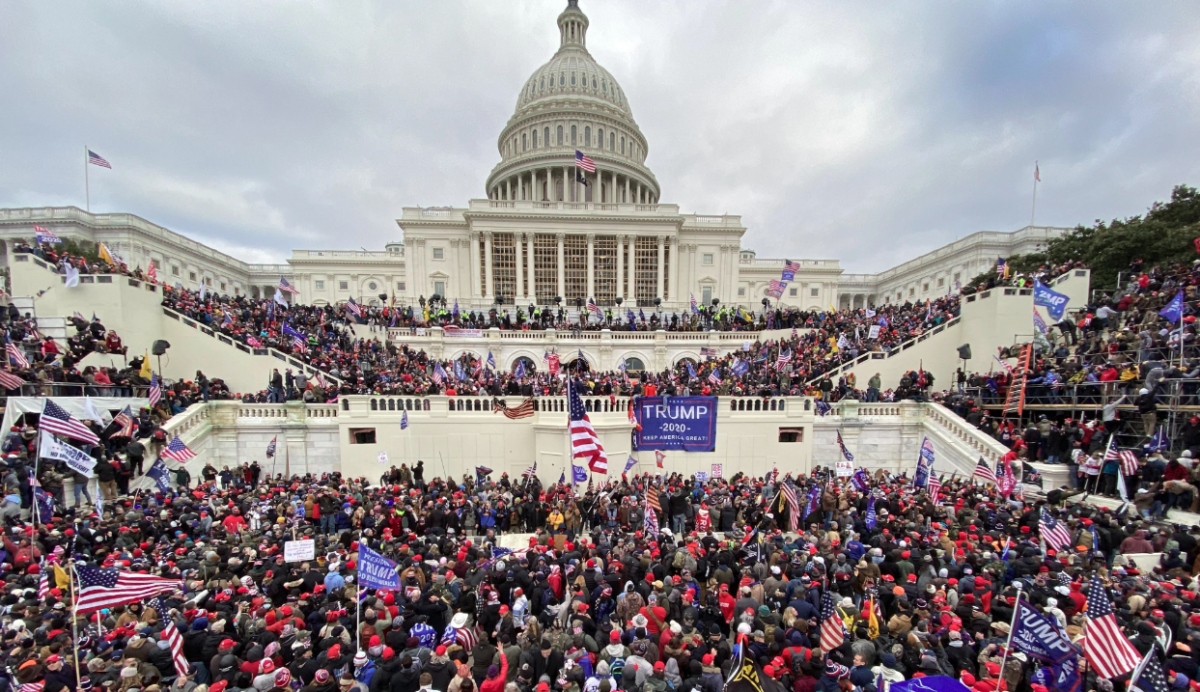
909, 288, 915, 296
434, 280, 445, 296
702, 253, 714, 266
564, 235, 588, 303
397, 282, 406, 291
220, 283, 226, 291
206, 277, 212, 286
339, 281, 349, 290
778, 428, 804, 443
189, 271, 197, 281
315, 280, 325, 290
937, 277, 944, 287
701, 286, 713, 304
171, 266, 180, 276
490, 232, 516, 302
790, 288, 798, 297
923, 283, 929, 292
433, 247, 444, 260
738, 287, 746, 297
634, 237, 657, 304
810, 288, 819, 297
953, 272, 961, 282
594, 236, 617, 305
349, 428, 376, 445
534, 234, 558, 303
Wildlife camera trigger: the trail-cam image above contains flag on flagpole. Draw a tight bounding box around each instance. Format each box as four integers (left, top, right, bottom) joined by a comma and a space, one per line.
75, 566, 181, 613
161, 436, 197, 462
569, 380, 607, 473
836, 431, 854, 461
1082, 575, 1141, 679
574, 150, 596, 172
148, 372, 162, 408
265, 436, 277, 458
6, 336, 29, 369
34, 226, 62, 244
1034, 162, 1041, 183
973, 457, 997, 484
1039, 508, 1072, 550
819, 591, 845, 651
87, 150, 112, 169
39, 399, 100, 444
146, 597, 189, 677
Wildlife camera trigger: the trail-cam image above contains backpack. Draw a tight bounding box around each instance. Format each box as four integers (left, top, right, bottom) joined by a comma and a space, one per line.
609, 656, 625, 683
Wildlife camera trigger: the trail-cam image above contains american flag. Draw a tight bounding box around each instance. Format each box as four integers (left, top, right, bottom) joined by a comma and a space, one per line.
522, 462, 537, 479
973, 457, 997, 484
147, 262, 157, 282
783, 259, 801, 275
345, 297, 363, 318
34, 225, 62, 244
1131, 649, 1170, 692
440, 624, 477, 653
569, 380, 607, 473
1083, 575, 1141, 679
493, 397, 535, 419
587, 297, 603, 318
690, 293, 699, 315
1039, 508, 1072, 550
40, 399, 100, 444
431, 363, 446, 385
75, 566, 181, 614
20, 681, 44, 692
836, 431, 854, 461
646, 484, 662, 512
776, 348, 792, 366
575, 150, 596, 173
780, 481, 799, 531
278, 276, 300, 295
161, 436, 197, 462
0, 369, 26, 391
926, 475, 942, 504
707, 368, 721, 385
147, 597, 189, 677
111, 406, 136, 439
644, 501, 659, 538
148, 371, 162, 408
1104, 435, 1140, 477
266, 436, 277, 458
87, 149, 112, 169
37, 559, 49, 599
655, 450, 665, 468
819, 591, 845, 651
6, 337, 29, 368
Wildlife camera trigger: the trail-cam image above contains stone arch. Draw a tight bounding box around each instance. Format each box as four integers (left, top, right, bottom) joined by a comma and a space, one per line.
672, 351, 701, 366
506, 349, 543, 371
617, 350, 652, 373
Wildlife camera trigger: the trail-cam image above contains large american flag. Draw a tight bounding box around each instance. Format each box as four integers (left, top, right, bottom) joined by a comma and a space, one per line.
522, 462, 537, 479
147, 597, 189, 676
148, 371, 162, 408
1039, 508, 1072, 551
973, 457, 997, 484
40, 399, 100, 444
780, 481, 799, 531
646, 484, 662, 512
819, 591, 845, 651
345, 297, 363, 318
493, 397, 535, 419
575, 150, 596, 173
0, 369, 26, 391
569, 380, 607, 473
776, 348, 792, 366
644, 502, 659, 538
587, 297, 603, 318
926, 475, 942, 505
161, 436, 197, 462
76, 566, 181, 613
1104, 435, 1140, 477
440, 623, 477, 653
1083, 575, 1141, 679
6, 337, 29, 368
87, 149, 112, 169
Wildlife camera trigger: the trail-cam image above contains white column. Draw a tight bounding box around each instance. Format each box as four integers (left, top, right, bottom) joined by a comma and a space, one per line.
586, 234, 595, 300
515, 231, 525, 301
615, 235, 625, 300
505, 179, 511, 201
624, 176, 630, 204
668, 236, 679, 303
563, 166, 570, 202
484, 232, 494, 299
556, 233, 566, 299
527, 233, 537, 302
656, 235, 665, 300
628, 236, 637, 301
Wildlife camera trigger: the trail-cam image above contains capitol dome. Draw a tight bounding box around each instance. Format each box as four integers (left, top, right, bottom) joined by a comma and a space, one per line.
485, 0, 660, 206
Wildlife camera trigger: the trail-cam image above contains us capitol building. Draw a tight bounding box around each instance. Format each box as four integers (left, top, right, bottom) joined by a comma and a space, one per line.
0, 1, 1066, 313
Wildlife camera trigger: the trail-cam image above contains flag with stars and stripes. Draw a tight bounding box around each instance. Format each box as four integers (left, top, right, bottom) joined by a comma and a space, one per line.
575, 149, 596, 172
75, 566, 181, 614
973, 457, 997, 484
1039, 508, 1072, 551
148, 371, 162, 408
569, 379, 607, 473
344, 297, 363, 318
819, 590, 846, 651
87, 149, 112, 168
1131, 648, 1169, 692
522, 462, 537, 479
6, 336, 29, 369
836, 430, 854, 461
1083, 575, 1141, 679
780, 481, 799, 532
266, 436, 277, 458
1104, 435, 1140, 477
37, 560, 50, 599
689, 293, 699, 315
707, 367, 720, 385
39, 399, 100, 444
146, 597, 189, 676
587, 297, 603, 318
0, 369, 25, 391
644, 501, 659, 538
775, 348, 792, 366
161, 436, 196, 462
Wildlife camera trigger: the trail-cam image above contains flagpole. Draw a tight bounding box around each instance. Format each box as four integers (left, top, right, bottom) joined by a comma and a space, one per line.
84, 145, 90, 212
1030, 162, 1039, 227
996, 582, 1024, 684
70, 561, 82, 690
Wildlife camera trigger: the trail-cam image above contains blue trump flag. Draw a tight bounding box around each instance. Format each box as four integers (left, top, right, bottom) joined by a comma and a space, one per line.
914, 437, 935, 488
357, 544, 400, 590
572, 463, 588, 484
851, 467, 870, 492
1010, 597, 1079, 664
1160, 290, 1185, 323
146, 459, 173, 494
1033, 280, 1071, 321
864, 495, 877, 530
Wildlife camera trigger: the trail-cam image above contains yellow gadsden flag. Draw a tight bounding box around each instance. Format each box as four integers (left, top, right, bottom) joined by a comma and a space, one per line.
97, 242, 115, 265
140, 351, 153, 379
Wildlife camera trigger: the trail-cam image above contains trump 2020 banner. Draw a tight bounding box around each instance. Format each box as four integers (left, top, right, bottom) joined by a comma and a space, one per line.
633, 396, 717, 452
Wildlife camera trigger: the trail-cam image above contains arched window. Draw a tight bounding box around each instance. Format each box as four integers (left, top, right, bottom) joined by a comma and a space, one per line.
557, 126, 564, 145
522, 133, 527, 152
584, 126, 591, 147
544, 127, 550, 147
623, 357, 645, 372
602, 80, 607, 92
610, 132, 615, 150
540, 76, 545, 90
571, 125, 577, 145
559, 73, 565, 86
570, 72, 576, 86
621, 136, 626, 154
532, 130, 538, 148
597, 128, 604, 149
591, 76, 597, 89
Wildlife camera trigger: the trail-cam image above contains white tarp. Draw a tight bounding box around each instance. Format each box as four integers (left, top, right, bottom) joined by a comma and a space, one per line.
0, 396, 149, 437
40, 431, 98, 477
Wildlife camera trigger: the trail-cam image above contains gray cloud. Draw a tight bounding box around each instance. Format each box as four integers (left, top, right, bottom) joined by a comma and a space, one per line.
2, 0, 1198, 271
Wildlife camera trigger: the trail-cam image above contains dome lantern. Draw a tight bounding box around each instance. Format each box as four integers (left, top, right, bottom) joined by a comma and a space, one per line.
558, 0, 589, 50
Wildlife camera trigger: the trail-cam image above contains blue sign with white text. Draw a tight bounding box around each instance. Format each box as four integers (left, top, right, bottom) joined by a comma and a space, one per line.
633, 396, 717, 452
357, 545, 400, 590
1033, 280, 1070, 321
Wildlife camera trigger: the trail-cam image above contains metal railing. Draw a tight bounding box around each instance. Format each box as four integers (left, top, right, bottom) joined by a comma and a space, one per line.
1, 382, 156, 398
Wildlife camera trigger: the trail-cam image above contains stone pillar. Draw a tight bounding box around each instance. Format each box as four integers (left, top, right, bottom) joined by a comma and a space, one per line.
656, 235, 665, 300
628, 235, 637, 301
615, 235, 625, 300
483, 232, 494, 299
667, 236, 678, 303
556, 233, 566, 299
625, 176, 630, 204
563, 166, 571, 202
515, 231, 525, 301
505, 179, 511, 201
586, 234, 595, 300
526, 233, 536, 303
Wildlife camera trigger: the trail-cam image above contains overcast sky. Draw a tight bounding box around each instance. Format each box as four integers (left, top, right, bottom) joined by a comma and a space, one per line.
2, 1, 1199, 271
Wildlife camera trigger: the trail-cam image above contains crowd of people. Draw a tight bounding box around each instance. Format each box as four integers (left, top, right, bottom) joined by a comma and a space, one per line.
1, 430, 1195, 692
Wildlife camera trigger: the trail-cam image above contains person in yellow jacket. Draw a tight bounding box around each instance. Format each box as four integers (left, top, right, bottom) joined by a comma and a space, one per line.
547, 504, 566, 532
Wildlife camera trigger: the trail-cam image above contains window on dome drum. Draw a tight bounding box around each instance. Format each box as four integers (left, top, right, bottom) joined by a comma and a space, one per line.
433, 248, 444, 260
534, 234, 558, 303
540, 77, 545, 90
571, 125, 577, 145
557, 126, 564, 145
597, 128, 604, 149
559, 73, 564, 86
340, 281, 349, 290
635, 237, 658, 304
522, 134, 527, 151
571, 73, 576, 86
602, 80, 607, 92
564, 235, 587, 302
491, 233, 517, 302
621, 137, 626, 154
610, 132, 615, 150
584, 126, 591, 147
592, 76, 597, 89
703, 253, 713, 266
315, 280, 325, 290
543, 127, 550, 147
594, 236, 617, 304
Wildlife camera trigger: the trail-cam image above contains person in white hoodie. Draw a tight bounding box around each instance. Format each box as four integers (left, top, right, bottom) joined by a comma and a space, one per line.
511, 588, 530, 627
871, 653, 906, 686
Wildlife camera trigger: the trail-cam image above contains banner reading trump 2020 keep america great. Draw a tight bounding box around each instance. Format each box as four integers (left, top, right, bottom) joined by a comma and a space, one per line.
633, 396, 717, 452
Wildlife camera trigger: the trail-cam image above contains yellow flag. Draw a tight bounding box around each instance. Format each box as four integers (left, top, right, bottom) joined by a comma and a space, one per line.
829, 336, 839, 353
867, 596, 880, 639
97, 242, 115, 265
140, 351, 152, 379
53, 564, 71, 590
